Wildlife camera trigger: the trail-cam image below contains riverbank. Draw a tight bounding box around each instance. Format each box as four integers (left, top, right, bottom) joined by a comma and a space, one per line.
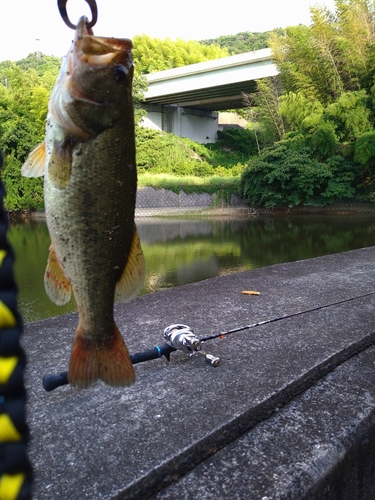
26, 201, 375, 220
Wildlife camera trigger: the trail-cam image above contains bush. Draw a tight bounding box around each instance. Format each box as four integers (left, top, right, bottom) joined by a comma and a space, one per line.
215, 128, 259, 156
135, 126, 248, 177
240, 135, 356, 207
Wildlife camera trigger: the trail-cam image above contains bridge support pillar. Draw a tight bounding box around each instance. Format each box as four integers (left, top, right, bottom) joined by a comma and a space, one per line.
141, 103, 219, 143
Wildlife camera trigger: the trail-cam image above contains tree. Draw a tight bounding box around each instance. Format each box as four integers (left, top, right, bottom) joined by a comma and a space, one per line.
246, 76, 286, 145
270, 0, 375, 105
132, 35, 228, 74
199, 31, 279, 54
241, 0, 375, 205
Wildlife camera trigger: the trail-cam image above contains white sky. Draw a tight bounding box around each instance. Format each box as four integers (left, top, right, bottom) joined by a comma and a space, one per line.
0, 0, 336, 62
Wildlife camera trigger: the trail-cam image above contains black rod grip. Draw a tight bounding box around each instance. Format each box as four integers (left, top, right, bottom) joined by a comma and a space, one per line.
42, 344, 176, 391
43, 372, 68, 391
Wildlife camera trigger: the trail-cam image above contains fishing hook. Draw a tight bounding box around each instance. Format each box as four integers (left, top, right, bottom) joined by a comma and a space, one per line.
57, 0, 98, 30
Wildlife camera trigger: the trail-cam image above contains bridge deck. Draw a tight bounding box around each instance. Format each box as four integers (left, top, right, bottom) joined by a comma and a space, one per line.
144, 48, 278, 110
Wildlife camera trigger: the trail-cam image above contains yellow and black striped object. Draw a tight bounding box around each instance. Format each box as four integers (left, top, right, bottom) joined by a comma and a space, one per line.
0, 150, 32, 500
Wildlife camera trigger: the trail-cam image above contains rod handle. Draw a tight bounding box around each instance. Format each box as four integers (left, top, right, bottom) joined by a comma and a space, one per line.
43, 372, 68, 391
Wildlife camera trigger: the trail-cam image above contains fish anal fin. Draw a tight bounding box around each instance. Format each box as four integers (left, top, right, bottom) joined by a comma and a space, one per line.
44, 245, 71, 305
21, 142, 46, 177
116, 227, 145, 302
68, 323, 135, 388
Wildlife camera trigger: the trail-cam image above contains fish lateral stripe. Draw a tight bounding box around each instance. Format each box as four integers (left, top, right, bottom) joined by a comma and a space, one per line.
68, 323, 135, 388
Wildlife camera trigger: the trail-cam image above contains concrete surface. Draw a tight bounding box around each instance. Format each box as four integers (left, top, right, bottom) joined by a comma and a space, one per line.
22, 247, 375, 499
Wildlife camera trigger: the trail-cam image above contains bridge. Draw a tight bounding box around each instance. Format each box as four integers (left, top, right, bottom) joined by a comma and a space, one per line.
141, 48, 278, 142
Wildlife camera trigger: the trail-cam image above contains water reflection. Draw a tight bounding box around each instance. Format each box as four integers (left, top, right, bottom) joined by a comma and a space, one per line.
8, 214, 375, 323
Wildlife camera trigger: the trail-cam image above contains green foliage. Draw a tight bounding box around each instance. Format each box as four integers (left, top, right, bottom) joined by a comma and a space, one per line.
245, 1, 375, 206
270, 0, 375, 105
135, 126, 247, 177
354, 132, 375, 164
215, 128, 259, 156
305, 122, 338, 159
133, 35, 228, 74
252, 77, 286, 144
324, 90, 372, 141
15, 53, 61, 81
138, 173, 240, 198
1, 153, 44, 211
279, 92, 324, 130
133, 73, 148, 122
240, 134, 356, 207
199, 31, 279, 54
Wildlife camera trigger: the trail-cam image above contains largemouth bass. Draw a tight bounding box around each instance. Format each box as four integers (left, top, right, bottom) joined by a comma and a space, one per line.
22, 17, 145, 389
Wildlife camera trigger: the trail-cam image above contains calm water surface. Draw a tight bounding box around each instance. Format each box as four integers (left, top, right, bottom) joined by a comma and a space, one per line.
8, 214, 375, 323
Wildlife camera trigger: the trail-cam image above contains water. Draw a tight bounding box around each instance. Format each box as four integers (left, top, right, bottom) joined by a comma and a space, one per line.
7, 214, 375, 323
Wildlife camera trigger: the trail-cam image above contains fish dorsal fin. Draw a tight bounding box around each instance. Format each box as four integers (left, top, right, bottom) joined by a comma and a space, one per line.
44, 245, 72, 305
21, 142, 46, 177
116, 227, 145, 302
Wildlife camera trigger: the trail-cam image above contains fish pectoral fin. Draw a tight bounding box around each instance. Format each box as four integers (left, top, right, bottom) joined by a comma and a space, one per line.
21, 142, 46, 177
116, 227, 145, 302
44, 245, 72, 305
68, 323, 135, 388
48, 138, 73, 188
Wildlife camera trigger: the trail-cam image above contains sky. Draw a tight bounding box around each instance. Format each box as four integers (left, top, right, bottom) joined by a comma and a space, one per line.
0, 0, 337, 62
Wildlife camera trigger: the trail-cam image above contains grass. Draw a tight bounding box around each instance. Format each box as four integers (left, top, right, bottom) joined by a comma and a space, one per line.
138, 173, 241, 194
137, 173, 242, 205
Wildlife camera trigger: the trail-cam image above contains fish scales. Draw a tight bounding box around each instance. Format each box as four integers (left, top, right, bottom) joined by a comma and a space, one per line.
22, 17, 145, 388
45, 126, 136, 331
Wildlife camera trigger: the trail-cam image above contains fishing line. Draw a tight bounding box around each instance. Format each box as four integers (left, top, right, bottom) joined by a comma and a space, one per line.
201, 291, 375, 342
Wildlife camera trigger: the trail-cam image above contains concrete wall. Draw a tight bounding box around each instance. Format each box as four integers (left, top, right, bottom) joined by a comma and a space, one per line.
135, 187, 248, 216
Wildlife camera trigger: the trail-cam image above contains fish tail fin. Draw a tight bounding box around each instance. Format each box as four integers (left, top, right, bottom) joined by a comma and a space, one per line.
68, 323, 135, 389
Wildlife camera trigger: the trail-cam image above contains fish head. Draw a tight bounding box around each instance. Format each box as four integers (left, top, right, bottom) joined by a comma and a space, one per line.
50, 16, 134, 138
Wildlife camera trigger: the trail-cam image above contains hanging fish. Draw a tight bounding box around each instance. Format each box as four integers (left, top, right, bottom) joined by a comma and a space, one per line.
22, 17, 145, 388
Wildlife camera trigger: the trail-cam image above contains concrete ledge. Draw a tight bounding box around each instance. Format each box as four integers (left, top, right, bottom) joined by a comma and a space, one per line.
154, 345, 375, 500
23, 247, 375, 499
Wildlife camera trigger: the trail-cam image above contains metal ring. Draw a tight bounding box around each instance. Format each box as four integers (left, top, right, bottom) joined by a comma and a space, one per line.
57, 0, 98, 30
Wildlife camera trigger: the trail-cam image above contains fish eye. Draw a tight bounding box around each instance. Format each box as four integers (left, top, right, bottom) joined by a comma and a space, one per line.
113, 65, 127, 82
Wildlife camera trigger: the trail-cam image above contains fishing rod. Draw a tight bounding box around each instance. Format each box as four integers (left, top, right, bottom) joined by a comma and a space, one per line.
43, 324, 220, 391
200, 291, 375, 342
43, 291, 375, 392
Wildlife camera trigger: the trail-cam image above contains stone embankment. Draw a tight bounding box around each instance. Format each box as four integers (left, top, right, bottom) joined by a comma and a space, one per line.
29, 187, 375, 219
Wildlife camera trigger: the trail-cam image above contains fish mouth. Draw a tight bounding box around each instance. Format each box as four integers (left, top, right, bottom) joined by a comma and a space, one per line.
66, 16, 133, 105
75, 16, 132, 67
